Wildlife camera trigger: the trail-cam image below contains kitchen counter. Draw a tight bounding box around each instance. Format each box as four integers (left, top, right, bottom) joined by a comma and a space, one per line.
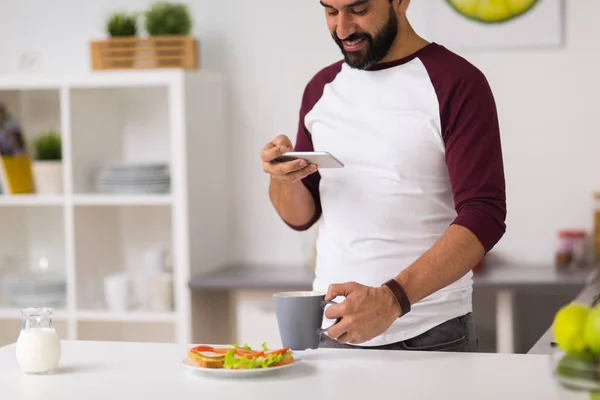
189, 263, 591, 291
473, 265, 591, 291
0, 340, 563, 399
528, 268, 600, 355
189, 264, 315, 291
190, 264, 593, 353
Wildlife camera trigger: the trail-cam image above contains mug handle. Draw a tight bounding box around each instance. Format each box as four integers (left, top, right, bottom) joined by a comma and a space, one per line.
316, 300, 341, 335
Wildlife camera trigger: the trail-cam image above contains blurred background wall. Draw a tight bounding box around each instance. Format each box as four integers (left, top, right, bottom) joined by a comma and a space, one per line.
0, 0, 597, 352
3, 0, 595, 268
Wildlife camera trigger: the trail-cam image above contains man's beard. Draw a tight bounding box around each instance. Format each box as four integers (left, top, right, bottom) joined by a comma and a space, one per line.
332, 8, 398, 70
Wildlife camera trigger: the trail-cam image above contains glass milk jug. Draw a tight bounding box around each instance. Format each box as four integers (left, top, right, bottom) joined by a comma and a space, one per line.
15, 308, 61, 374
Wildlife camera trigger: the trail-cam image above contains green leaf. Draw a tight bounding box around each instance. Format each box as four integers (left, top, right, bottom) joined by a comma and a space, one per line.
221, 345, 287, 370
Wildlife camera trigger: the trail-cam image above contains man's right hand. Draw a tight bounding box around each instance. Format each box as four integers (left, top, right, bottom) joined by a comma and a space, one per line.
261, 135, 318, 184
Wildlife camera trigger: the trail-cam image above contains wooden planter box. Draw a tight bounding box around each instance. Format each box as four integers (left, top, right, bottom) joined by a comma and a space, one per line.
90, 35, 198, 70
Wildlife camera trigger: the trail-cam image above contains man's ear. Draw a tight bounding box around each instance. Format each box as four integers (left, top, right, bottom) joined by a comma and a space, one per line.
398, 0, 410, 13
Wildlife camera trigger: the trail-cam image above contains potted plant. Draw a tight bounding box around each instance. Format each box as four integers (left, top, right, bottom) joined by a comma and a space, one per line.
144, 2, 193, 67
144, 2, 192, 36
32, 131, 62, 195
89, 2, 197, 70
105, 12, 139, 68
106, 12, 138, 37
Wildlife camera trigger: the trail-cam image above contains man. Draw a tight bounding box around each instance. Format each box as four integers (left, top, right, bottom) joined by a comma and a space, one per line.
260, 0, 506, 352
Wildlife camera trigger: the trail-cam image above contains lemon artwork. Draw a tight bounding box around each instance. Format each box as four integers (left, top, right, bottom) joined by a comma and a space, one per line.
446, 0, 540, 24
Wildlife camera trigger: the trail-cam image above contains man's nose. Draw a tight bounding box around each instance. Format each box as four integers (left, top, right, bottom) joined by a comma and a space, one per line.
336, 14, 356, 40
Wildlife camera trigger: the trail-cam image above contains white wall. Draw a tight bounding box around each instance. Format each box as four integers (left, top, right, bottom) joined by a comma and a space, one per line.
0, 0, 595, 267
440, 1, 600, 266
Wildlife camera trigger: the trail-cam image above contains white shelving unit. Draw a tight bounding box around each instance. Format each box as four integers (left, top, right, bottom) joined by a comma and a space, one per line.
0, 70, 229, 346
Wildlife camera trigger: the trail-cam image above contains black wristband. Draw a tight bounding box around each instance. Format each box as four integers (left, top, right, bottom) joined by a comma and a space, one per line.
383, 279, 411, 316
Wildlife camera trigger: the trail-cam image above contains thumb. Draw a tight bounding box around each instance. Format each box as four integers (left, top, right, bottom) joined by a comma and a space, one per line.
325, 282, 358, 301
273, 134, 293, 149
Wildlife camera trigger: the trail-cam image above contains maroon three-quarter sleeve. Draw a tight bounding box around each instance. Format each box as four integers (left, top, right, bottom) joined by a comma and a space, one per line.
287, 61, 344, 231
420, 49, 507, 252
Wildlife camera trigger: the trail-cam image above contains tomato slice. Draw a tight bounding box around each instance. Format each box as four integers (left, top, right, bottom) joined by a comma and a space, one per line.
205, 346, 263, 358
211, 348, 230, 355
234, 348, 264, 358
267, 348, 290, 356
190, 345, 214, 353
191, 345, 281, 359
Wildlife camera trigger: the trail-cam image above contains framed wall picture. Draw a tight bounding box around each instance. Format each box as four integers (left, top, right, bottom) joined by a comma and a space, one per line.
425, 0, 564, 51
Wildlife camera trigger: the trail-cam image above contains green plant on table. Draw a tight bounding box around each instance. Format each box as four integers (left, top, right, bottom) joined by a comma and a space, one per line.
106, 12, 138, 37
145, 1, 192, 36
33, 131, 61, 161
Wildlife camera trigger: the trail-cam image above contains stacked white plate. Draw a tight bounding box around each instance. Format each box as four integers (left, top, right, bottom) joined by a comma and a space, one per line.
1, 272, 67, 308
98, 162, 170, 194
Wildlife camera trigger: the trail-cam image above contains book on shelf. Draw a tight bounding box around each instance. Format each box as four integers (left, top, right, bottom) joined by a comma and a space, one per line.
0, 103, 34, 194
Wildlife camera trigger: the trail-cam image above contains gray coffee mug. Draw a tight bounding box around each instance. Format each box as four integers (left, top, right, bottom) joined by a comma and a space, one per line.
273, 291, 341, 350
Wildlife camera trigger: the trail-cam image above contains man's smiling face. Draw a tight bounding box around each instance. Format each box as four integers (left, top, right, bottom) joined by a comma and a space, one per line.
321, 0, 400, 69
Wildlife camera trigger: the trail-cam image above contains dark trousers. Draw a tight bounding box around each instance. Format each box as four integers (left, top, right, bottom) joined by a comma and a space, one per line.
319, 313, 479, 352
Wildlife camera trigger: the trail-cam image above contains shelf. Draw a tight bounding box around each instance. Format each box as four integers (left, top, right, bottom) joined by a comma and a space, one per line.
0, 89, 60, 139
73, 194, 172, 206
0, 71, 229, 345
74, 205, 172, 310
0, 308, 68, 320
0, 195, 64, 206
0, 308, 173, 323
0, 195, 173, 206
75, 310, 176, 323
70, 86, 171, 195
0, 206, 66, 277
0, 70, 217, 90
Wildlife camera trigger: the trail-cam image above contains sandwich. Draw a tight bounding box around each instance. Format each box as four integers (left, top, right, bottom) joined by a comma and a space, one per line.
186, 343, 294, 369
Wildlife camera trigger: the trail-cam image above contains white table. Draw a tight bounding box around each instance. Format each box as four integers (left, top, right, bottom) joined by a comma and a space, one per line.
0, 340, 569, 399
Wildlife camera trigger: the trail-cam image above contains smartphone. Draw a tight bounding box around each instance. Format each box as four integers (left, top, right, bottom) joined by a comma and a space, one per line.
273, 151, 344, 168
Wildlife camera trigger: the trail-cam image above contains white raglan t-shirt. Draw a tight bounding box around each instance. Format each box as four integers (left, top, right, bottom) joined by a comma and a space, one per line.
286, 43, 507, 347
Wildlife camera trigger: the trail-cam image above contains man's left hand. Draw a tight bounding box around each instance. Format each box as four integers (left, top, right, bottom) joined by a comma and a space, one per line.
324, 281, 402, 345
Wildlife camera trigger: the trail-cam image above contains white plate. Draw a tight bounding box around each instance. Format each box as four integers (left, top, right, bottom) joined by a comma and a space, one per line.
98, 185, 170, 194
106, 162, 169, 171
181, 354, 302, 377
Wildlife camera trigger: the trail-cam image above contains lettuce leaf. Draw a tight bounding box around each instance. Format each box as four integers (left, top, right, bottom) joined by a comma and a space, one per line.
223, 349, 288, 369
221, 342, 292, 369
